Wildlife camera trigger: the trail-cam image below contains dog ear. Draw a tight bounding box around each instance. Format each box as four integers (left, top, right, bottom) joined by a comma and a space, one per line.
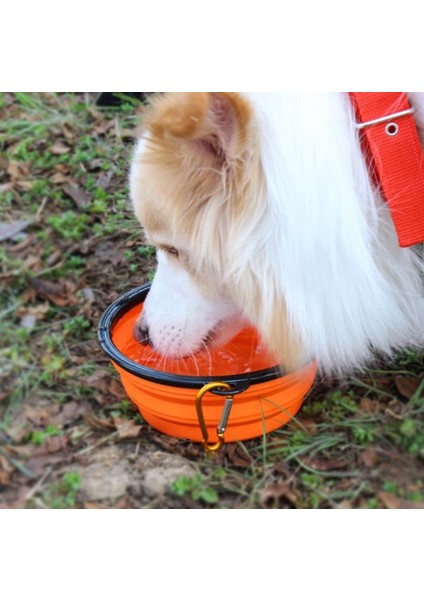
144, 92, 252, 163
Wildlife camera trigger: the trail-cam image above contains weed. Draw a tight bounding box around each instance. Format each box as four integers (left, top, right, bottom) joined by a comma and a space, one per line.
29, 424, 62, 446
171, 474, 219, 505
352, 425, 375, 445
63, 316, 92, 340
47, 211, 89, 240
42, 472, 81, 509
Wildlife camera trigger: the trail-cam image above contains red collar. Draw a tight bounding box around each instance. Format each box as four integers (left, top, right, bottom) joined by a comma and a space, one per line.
349, 92, 424, 247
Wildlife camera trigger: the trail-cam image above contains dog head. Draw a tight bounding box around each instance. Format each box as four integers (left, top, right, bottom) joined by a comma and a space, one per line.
129, 93, 301, 368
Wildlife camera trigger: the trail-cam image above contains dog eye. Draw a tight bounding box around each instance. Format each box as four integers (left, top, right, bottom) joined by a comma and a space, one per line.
166, 246, 179, 257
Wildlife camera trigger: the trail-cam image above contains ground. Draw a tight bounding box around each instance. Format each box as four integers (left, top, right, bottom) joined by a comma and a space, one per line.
0, 92, 423, 509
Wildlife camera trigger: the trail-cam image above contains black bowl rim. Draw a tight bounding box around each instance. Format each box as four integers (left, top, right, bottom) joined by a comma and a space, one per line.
97, 284, 283, 392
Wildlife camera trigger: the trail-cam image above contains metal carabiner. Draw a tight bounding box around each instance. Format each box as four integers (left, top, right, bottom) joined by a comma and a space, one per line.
195, 382, 234, 453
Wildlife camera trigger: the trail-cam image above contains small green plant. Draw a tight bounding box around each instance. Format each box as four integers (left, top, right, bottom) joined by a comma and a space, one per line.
352, 425, 375, 444
171, 474, 219, 505
63, 315, 92, 340
29, 424, 62, 446
137, 245, 156, 258
42, 472, 81, 509
47, 211, 89, 240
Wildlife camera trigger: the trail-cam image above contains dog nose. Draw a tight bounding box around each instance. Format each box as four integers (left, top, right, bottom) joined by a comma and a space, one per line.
134, 323, 151, 346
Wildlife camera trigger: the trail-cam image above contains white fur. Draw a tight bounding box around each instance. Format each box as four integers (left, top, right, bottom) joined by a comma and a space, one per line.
139, 249, 244, 357
130, 93, 424, 375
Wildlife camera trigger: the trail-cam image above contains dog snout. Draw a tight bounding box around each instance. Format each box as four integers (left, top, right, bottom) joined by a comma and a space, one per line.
134, 322, 151, 346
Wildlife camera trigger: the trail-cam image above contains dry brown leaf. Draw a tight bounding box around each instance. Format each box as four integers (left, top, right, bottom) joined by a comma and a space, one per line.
360, 448, 380, 468
84, 413, 114, 431
112, 416, 142, 440
377, 491, 424, 509
96, 171, 114, 190
259, 482, 297, 508
108, 379, 127, 400
61, 123, 75, 141
17, 302, 50, 321
8, 232, 37, 253
50, 172, 70, 185
225, 443, 253, 467
0, 471, 11, 486
26, 454, 66, 479
0, 455, 14, 474
63, 183, 90, 208
302, 455, 348, 471
0, 220, 31, 242
395, 375, 422, 400
7, 160, 29, 180
51, 142, 70, 155
27, 276, 78, 307
84, 502, 106, 509
289, 417, 318, 434
0, 182, 13, 194
17, 181, 36, 191
359, 397, 380, 413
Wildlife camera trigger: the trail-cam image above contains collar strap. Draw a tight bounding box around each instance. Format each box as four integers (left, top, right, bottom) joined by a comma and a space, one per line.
349, 92, 424, 247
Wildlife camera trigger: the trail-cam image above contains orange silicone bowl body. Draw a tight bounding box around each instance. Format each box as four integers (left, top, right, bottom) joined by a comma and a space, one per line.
98, 285, 317, 444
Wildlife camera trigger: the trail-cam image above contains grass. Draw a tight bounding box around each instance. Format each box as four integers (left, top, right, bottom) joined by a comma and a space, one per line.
1, 92, 423, 509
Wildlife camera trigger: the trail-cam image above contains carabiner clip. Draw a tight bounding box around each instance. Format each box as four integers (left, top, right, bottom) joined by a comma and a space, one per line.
195, 382, 234, 453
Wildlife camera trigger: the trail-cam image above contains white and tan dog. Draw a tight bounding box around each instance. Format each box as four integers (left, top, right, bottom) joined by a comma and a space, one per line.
129, 93, 424, 375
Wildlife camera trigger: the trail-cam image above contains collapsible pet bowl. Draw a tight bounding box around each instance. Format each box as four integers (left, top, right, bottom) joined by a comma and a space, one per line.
98, 284, 317, 451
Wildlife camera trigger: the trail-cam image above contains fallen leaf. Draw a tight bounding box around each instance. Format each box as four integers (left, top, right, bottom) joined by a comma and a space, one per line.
84, 502, 106, 509
96, 171, 113, 190
25, 454, 65, 479
259, 482, 297, 508
0, 220, 31, 242
360, 448, 380, 468
108, 379, 127, 401
112, 416, 142, 440
225, 443, 253, 467
7, 160, 30, 180
87, 158, 105, 170
336, 500, 354, 509
8, 232, 37, 253
53, 401, 89, 427
0, 455, 14, 474
377, 491, 424, 509
17, 180, 36, 191
50, 172, 70, 185
359, 397, 380, 413
288, 417, 318, 434
16, 302, 50, 322
84, 413, 114, 431
27, 276, 78, 306
302, 455, 348, 471
63, 183, 90, 208
395, 375, 423, 400
61, 123, 75, 141
81, 372, 128, 406
51, 141, 70, 155
0, 182, 13, 194
0, 471, 11, 486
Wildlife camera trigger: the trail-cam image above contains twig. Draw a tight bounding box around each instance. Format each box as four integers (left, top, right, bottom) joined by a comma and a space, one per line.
25, 466, 53, 501
0, 447, 34, 478
75, 431, 119, 456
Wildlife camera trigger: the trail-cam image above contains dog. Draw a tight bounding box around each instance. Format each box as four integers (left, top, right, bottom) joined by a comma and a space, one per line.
129, 93, 424, 376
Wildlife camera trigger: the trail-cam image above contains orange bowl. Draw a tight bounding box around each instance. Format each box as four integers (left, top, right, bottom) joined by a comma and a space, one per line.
98, 285, 317, 445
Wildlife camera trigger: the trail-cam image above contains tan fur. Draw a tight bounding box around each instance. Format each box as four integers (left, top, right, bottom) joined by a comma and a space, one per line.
131, 92, 303, 372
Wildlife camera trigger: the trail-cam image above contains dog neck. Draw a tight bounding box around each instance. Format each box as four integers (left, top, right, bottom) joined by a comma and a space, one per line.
350, 92, 424, 248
